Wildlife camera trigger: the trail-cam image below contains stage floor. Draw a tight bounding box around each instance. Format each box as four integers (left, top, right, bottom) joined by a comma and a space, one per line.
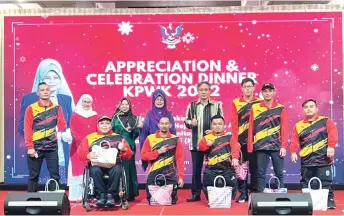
0, 190, 343, 215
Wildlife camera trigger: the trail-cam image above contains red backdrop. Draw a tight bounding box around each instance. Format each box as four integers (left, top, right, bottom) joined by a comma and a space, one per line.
4, 12, 343, 184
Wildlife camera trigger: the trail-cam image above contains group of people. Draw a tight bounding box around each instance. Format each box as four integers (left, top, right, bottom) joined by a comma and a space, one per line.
23, 76, 338, 209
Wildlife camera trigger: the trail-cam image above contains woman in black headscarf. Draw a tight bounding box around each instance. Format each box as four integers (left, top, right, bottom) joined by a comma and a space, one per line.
112, 98, 142, 201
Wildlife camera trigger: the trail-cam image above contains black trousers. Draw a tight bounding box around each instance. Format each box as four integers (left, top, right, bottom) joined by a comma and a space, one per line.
90, 165, 122, 194
27, 150, 60, 192
202, 167, 237, 201
237, 146, 258, 195
256, 150, 284, 192
191, 151, 205, 196
301, 165, 334, 200
146, 177, 178, 203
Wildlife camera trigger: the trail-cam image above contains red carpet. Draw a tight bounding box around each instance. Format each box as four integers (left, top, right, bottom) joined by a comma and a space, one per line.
0, 190, 343, 215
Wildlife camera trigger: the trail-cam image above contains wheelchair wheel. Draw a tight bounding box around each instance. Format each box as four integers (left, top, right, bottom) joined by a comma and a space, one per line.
120, 165, 128, 200
82, 167, 90, 206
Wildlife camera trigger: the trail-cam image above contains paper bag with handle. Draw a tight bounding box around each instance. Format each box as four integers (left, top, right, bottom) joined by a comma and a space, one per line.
39, 178, 65, 193
302, 177, 329, 211
90, 140, 118, 168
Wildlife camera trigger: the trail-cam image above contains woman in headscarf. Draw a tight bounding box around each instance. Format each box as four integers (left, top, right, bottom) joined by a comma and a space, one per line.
139, 89, 176, 171
18, 58, 75, 184
112, 98, 141, 201
69, 94, 98, 202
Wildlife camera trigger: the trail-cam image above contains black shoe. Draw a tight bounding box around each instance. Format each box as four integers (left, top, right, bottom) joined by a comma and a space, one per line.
172, 197, 178, 205
328, 199, 336, 209
236, 193, 248, 203
106, 194, 115, 208
97, 193, 106, 207
186, 195, 201, 202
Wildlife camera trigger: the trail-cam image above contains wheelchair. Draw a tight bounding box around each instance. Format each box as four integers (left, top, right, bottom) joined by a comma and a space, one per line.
82, 162, 129, 212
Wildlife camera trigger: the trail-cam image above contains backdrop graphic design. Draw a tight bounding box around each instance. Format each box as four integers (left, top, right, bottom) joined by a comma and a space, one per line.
3, 12, 343, 184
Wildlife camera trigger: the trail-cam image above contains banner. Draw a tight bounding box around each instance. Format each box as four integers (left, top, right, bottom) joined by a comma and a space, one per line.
4, 12, 343, 184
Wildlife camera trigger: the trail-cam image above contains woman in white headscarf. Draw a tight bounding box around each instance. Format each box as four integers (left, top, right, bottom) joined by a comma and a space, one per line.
18, 58, 75, 184
69, 94, 98, 201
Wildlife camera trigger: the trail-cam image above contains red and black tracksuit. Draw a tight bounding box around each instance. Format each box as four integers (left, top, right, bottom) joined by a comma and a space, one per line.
248, 100, 289, 192
78, 131, 132, 195
290, 115, 338, 201
24, 99, 66, 192
198, 132, 239, 200
141, 132, 185, 204
231, 96, 260, 194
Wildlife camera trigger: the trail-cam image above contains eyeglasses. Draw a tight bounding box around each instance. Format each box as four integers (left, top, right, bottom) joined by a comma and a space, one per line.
242, 85, 253, 89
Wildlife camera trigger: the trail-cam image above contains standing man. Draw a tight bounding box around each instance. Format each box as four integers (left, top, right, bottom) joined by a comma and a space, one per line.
247, 82, 288, 193
290, 99, 337, 209
141, 117, 185, 204
24, 82, 67, 192
231, 78, 260, 202
184, 81, 223, 202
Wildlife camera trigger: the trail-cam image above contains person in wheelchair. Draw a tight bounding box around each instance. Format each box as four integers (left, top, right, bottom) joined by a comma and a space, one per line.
141, 117, 185, 204
198, 115, 240, 200
78, 115, 133, 207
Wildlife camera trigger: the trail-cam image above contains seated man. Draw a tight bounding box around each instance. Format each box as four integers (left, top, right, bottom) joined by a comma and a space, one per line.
141, 117, 185, 205
198, 115, 240, 200
78, 115, 132, 207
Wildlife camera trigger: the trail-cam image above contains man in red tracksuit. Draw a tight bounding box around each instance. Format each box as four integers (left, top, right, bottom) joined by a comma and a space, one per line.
78, 115, 133, 207
231, 78, 260, 202
248, 82, 289, 193
198, 115, 240, 200
290, 99, 337, 209
141, 117, 185, 205
24, 82, 66, 192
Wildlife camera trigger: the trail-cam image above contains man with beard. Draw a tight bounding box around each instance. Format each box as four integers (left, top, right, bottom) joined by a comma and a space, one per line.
198, 115, 240, 200
290, 99, 337, 209
248, 82, 288, 193
141, 117, 185, 204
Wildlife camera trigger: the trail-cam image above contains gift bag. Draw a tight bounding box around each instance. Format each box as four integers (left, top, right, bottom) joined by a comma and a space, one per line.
90, 140, 118, 168
207, 176, 233, 208
302, 177, 329, 211
263, 176, 287, 193
148, 174, 173, 206
234, 151, 249, 180
39, 179, 65, 193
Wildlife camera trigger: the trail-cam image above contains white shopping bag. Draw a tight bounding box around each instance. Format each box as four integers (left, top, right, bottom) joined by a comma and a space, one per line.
302, 177, 329, 211
207, 176, 232, 208
148, 174, 173, 206
263, 176, 287, 193
39, 179, 65, 193
90, 140, 118, 168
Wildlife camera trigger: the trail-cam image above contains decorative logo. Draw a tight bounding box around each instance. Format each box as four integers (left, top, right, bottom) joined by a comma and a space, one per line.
159, 24, 183, 49
326, 170, 330, 176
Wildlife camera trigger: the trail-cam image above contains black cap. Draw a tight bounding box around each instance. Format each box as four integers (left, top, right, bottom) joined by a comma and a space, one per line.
261, 82, 275, 91
98, 115, 112, 122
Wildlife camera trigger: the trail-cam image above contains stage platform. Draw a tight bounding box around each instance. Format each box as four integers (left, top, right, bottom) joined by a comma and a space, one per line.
0, 190, 343, 215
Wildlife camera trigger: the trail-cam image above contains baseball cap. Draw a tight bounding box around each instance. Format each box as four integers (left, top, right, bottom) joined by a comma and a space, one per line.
261, 82, 275, 91
98, 115, 112, 122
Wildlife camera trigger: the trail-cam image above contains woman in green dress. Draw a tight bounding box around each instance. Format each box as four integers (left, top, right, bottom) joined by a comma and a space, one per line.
112, 98, 142, 201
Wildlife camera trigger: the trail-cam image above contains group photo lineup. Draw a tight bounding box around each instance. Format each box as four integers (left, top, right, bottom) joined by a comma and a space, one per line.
1, 6, 344, 215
